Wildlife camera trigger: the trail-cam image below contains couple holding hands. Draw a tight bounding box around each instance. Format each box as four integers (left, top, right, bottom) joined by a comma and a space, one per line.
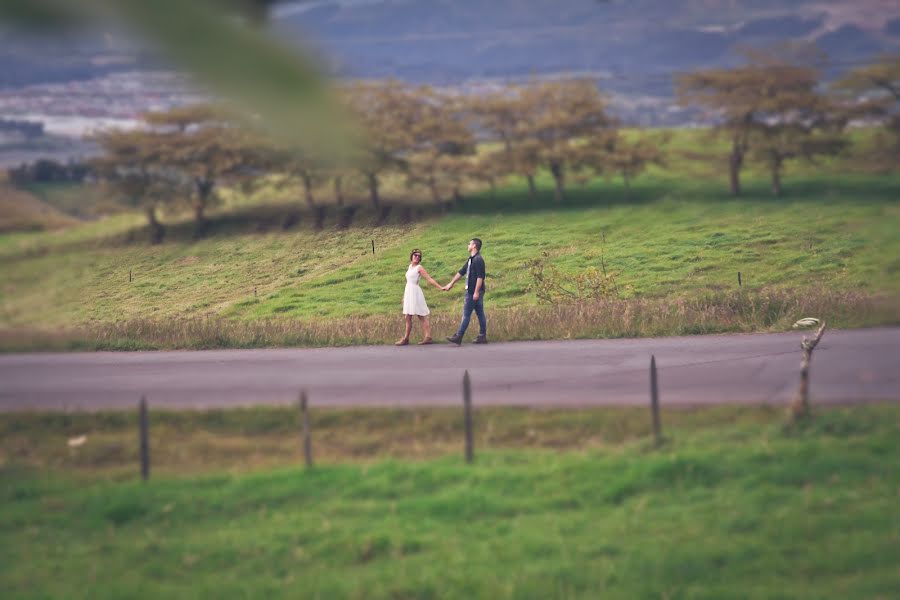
396, 238, 487, 346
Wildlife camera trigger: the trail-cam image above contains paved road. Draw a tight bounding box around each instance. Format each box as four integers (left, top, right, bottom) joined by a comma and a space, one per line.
1, 328, 898, 411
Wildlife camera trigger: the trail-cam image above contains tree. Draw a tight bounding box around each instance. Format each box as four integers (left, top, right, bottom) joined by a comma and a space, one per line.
404, 86, 476, 208
467, 84, 535, 195
581, 131, 670, 194
740, 47, 846, 196
678, 44, 845, 196
751, 126, 846, 197
144, 105, 261, 237
464, 151, 507, 199
342, 80, 417, 212
677, 63, 760, 196
832, 55, 900, 173
510, 138, 543, 199
518, 79, 617, 203
93, 129, 186, 244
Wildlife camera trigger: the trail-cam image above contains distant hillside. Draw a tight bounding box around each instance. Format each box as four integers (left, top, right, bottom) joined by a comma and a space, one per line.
275, 0, 899, 87
0, 0, 896, 126
0, 184, 78, 232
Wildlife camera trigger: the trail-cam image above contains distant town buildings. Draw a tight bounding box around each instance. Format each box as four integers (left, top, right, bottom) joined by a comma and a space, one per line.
0, 71, 207, 138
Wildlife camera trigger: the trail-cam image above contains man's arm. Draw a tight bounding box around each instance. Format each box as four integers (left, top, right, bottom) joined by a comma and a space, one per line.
445, 261, 468, 291
444, 272, 462, 291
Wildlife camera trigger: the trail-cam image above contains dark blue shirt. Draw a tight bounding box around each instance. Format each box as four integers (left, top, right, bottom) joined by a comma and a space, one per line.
458, 253, 486, 294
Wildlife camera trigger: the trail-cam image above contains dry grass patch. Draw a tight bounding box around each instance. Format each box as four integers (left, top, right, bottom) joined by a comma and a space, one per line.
2, 287, 895, 351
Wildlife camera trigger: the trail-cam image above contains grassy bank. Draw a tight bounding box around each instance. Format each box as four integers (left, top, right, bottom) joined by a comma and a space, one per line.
1, 404, 898, 598
1, 171, 898, 349
1, 287, 895, 351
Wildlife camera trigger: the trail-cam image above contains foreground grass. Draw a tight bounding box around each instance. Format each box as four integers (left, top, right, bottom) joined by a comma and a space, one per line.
0, 404, 802, 477
1, 404, 898, 599
1, 171, 898, 349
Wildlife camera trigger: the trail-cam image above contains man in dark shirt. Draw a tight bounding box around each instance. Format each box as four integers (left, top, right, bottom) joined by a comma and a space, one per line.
443, 238, 487, 345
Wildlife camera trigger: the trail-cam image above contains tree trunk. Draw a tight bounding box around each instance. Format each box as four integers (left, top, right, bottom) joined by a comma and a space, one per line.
550, 163, 565, 203
333, 175, 344, 208
145, 205, 164, 244
193, 200, 206, 237
377, 205, 392, 226
729, 140, 744, 197
193, 177, 214, 238
367, 173, 380, 210
526, 174, 537, 199
428, 176, 442, 206
770, 156, 783, 197
338, 205, 358, 229
314, 206, 326, 231
452, 186, 463, 207
302, 174, 315, 208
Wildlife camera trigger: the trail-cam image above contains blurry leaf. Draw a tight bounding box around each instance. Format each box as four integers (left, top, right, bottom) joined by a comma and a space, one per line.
0, 0, 84, 28
0, 0, 356, 159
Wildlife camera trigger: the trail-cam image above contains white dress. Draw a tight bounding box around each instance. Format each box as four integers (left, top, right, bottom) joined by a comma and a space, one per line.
402, 264, 430, 316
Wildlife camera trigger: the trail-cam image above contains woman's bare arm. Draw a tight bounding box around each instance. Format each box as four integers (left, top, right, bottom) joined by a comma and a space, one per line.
418, 266, 443, 290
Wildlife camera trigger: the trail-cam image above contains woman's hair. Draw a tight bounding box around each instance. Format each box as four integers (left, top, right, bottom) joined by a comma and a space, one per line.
410, 248, 423, 261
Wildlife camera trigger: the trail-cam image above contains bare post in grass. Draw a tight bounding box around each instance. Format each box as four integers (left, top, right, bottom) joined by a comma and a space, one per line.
129, 269, 132, 283
372, 239, 375, 255
790, 321, 827, 423
463, 370, 474, 464
738, 271, 742, 287
300, 390, 313, 468
139, 395, 149, 481
650, 355, 662, 447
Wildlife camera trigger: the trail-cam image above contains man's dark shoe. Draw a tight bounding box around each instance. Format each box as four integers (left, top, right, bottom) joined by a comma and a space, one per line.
474, 335, 488, 344
445, 334, 462, 345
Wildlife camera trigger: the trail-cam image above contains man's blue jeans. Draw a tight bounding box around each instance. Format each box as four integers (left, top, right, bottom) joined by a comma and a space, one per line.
456, 292, 486, 337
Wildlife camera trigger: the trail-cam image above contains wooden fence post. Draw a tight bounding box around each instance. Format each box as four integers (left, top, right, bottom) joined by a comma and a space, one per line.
463, 370, 474, 464
300, 390, 313, 468
139, 395, 149, 481
737, 271, 742, 287
650, 355, 662, 447
790, 321, 826, 423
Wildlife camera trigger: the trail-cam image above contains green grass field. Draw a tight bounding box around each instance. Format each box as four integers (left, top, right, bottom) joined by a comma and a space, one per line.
1, 145, 899, 348
2, 404, 898, 599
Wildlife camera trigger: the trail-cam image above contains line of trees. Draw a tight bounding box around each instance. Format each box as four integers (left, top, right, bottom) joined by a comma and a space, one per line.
88, 47, 898, 243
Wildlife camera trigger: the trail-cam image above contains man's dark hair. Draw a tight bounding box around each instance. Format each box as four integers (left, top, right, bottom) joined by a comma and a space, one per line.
471, 238, 482, 252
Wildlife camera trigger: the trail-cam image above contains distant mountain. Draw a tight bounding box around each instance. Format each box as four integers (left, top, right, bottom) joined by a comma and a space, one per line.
0, 0, 897, 126
887, 17, 900, 37
274, 0, 898, 87
818, 24, 886, 59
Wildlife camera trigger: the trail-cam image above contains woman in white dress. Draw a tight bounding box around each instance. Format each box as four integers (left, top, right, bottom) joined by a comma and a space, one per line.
396, 248, 443, 346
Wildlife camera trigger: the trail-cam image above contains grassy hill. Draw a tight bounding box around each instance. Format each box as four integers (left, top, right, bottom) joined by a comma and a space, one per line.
0, 184, 79, 233
1, 159, 898, 349
1, 403, 898, 599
